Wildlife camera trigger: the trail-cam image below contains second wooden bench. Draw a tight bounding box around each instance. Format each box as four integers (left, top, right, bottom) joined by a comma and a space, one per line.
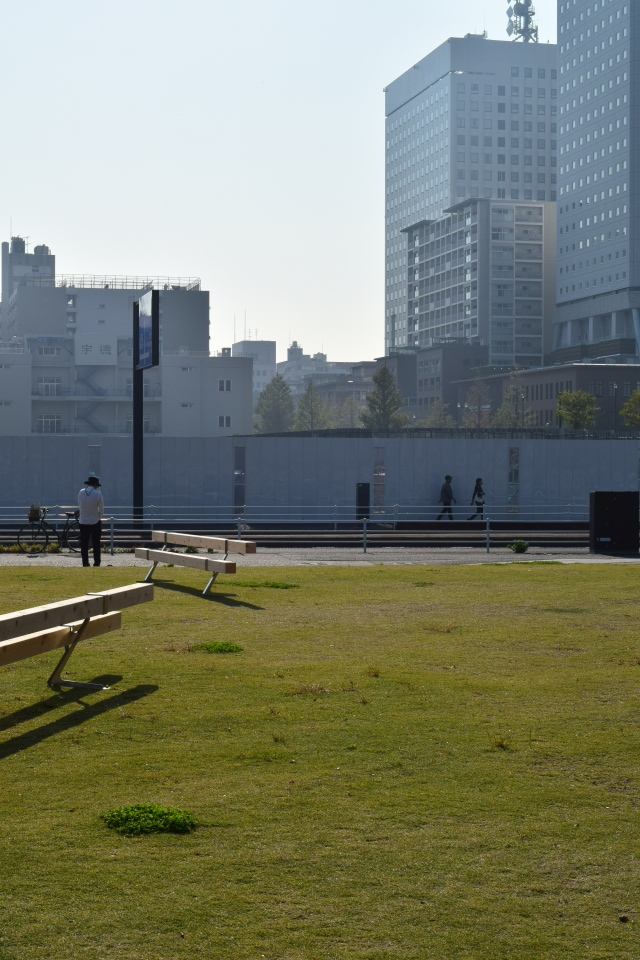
135, 530, 257, 597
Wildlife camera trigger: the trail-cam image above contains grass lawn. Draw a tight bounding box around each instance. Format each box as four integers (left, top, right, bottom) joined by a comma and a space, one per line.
0, 562, 639, 959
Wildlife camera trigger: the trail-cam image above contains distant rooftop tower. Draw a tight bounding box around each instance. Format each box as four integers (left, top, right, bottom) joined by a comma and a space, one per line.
506, 1, 538, 42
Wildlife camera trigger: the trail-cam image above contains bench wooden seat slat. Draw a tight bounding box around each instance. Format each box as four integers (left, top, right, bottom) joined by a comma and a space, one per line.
152, 530, 256, 554
135, 548, 236, 574
0, 613, 122, 668
0, 583, 153, 692
0, 583, 153, 644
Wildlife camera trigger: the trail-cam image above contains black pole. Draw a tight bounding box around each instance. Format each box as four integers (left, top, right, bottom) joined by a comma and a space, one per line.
132, 300, 143, 527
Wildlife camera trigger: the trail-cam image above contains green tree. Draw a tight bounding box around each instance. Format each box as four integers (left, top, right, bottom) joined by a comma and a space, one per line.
493, 373, 535, 429
295, 379, 329, 431
462, 380, 492, 429
423, 398, 457, 428
254, 374, 295, 433
361, 365, 408, 431
619, 391, 640, 428
556, 390, 598, 429
329, 396, 364, 429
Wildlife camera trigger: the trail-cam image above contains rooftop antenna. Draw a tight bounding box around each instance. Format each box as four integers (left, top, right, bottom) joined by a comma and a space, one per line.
506, 1, 539, 42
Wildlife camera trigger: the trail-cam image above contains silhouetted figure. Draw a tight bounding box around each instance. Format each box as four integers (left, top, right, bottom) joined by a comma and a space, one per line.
436, 475, 456, 521
467, 478, 485, 520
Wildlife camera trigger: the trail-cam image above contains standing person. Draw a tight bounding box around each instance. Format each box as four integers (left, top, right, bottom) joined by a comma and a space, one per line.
436, 475, 456, 521
78, 475, 104, 567
467, 478, 485, 520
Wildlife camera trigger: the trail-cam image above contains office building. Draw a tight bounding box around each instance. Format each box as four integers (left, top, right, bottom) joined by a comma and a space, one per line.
403, 198, 556, 365
553, 0, 638, 361
385, 32, 558, 351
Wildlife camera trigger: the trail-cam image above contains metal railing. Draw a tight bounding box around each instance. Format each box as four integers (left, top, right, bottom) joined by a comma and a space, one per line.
0, 500, 596, 528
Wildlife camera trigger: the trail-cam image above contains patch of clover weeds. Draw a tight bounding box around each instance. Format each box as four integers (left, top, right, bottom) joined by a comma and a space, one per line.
101, 804, 197, 836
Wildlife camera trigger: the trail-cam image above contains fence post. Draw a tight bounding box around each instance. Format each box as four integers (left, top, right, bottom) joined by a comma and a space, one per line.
485, 516, 491, 554
363, 518, 367, 554
237, 516, 242, 540
110, 517, 115, 556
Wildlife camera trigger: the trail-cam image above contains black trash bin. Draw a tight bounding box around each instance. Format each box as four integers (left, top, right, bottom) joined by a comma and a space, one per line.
589, 491, 639, 554
356, 483, 370, 521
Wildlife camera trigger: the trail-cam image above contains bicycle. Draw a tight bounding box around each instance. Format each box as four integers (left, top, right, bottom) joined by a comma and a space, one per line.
18, 506, 81, 554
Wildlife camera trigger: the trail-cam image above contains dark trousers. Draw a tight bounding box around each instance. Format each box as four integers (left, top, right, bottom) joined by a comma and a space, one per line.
437, 505, 453, 521
80, 521, 102, 566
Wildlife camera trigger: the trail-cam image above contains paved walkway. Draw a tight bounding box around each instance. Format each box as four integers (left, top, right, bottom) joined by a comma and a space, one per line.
1, 546, 639, 567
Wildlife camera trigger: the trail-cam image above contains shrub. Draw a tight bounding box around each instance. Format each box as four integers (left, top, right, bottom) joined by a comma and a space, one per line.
508, 540, 530, 554
101, 804, 197, 836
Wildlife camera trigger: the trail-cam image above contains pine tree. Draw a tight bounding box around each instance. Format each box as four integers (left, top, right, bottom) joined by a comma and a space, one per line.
333, 397, 364, 428
556, 390, 598, 429
254, 374, 295, 433
295, 380, 329, 431
361, 365, 408, 431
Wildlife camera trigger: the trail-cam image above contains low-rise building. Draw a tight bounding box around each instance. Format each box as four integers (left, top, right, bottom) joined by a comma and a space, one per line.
0, 238, 253, 437
455, 356, 640, 430
232, 340, 277, 401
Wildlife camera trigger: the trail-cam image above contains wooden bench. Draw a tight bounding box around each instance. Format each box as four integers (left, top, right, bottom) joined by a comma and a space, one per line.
0, 583, 154, 692
135, 530, 257, 597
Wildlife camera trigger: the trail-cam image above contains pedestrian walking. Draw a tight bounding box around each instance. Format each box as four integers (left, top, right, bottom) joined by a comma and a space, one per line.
78, 475, 104, 567
436, 475, 456, 521
467, 477, 485, 520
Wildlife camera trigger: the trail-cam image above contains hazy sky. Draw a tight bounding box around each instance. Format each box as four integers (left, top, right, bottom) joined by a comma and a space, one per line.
0, 0, 557, 361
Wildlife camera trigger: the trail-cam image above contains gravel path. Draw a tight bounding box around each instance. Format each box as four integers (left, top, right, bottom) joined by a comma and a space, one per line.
0, 547, 638, 567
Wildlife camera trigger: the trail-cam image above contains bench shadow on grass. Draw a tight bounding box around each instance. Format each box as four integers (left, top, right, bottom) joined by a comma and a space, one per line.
0, 681, 159, 761
150, 579, 264, 610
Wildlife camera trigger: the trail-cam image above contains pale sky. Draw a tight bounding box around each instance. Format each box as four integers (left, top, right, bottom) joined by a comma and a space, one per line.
0, 0, 557, 362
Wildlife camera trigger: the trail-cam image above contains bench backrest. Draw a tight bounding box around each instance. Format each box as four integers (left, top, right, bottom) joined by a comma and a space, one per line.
152, 530, 256, 555
0, 583, 153, 644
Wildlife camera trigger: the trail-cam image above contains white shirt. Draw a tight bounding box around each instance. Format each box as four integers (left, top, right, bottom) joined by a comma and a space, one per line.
78, 486, 104, 525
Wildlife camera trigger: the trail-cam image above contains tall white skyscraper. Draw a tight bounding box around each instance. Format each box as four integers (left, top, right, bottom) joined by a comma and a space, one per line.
384, 32, 558, 352
553, 0, 637, 362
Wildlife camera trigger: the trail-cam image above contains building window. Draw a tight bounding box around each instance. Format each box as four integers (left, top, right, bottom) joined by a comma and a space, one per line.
125, 415, 150, 433
37, 346, 61, 356
37, 377, 61, 396
37, 415, 61, 434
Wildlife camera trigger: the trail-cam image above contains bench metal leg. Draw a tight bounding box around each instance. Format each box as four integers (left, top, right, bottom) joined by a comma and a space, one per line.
143, 561, 158, 583
47, 618, 110, 692
202, 548, 229, 596
202, 572, 219, 597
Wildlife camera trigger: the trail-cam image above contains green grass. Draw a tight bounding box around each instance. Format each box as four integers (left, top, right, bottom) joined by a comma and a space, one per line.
0, 563, 639, 959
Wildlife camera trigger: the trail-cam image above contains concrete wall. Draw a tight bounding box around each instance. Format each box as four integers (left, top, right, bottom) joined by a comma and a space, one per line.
0, 434, 637, 519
